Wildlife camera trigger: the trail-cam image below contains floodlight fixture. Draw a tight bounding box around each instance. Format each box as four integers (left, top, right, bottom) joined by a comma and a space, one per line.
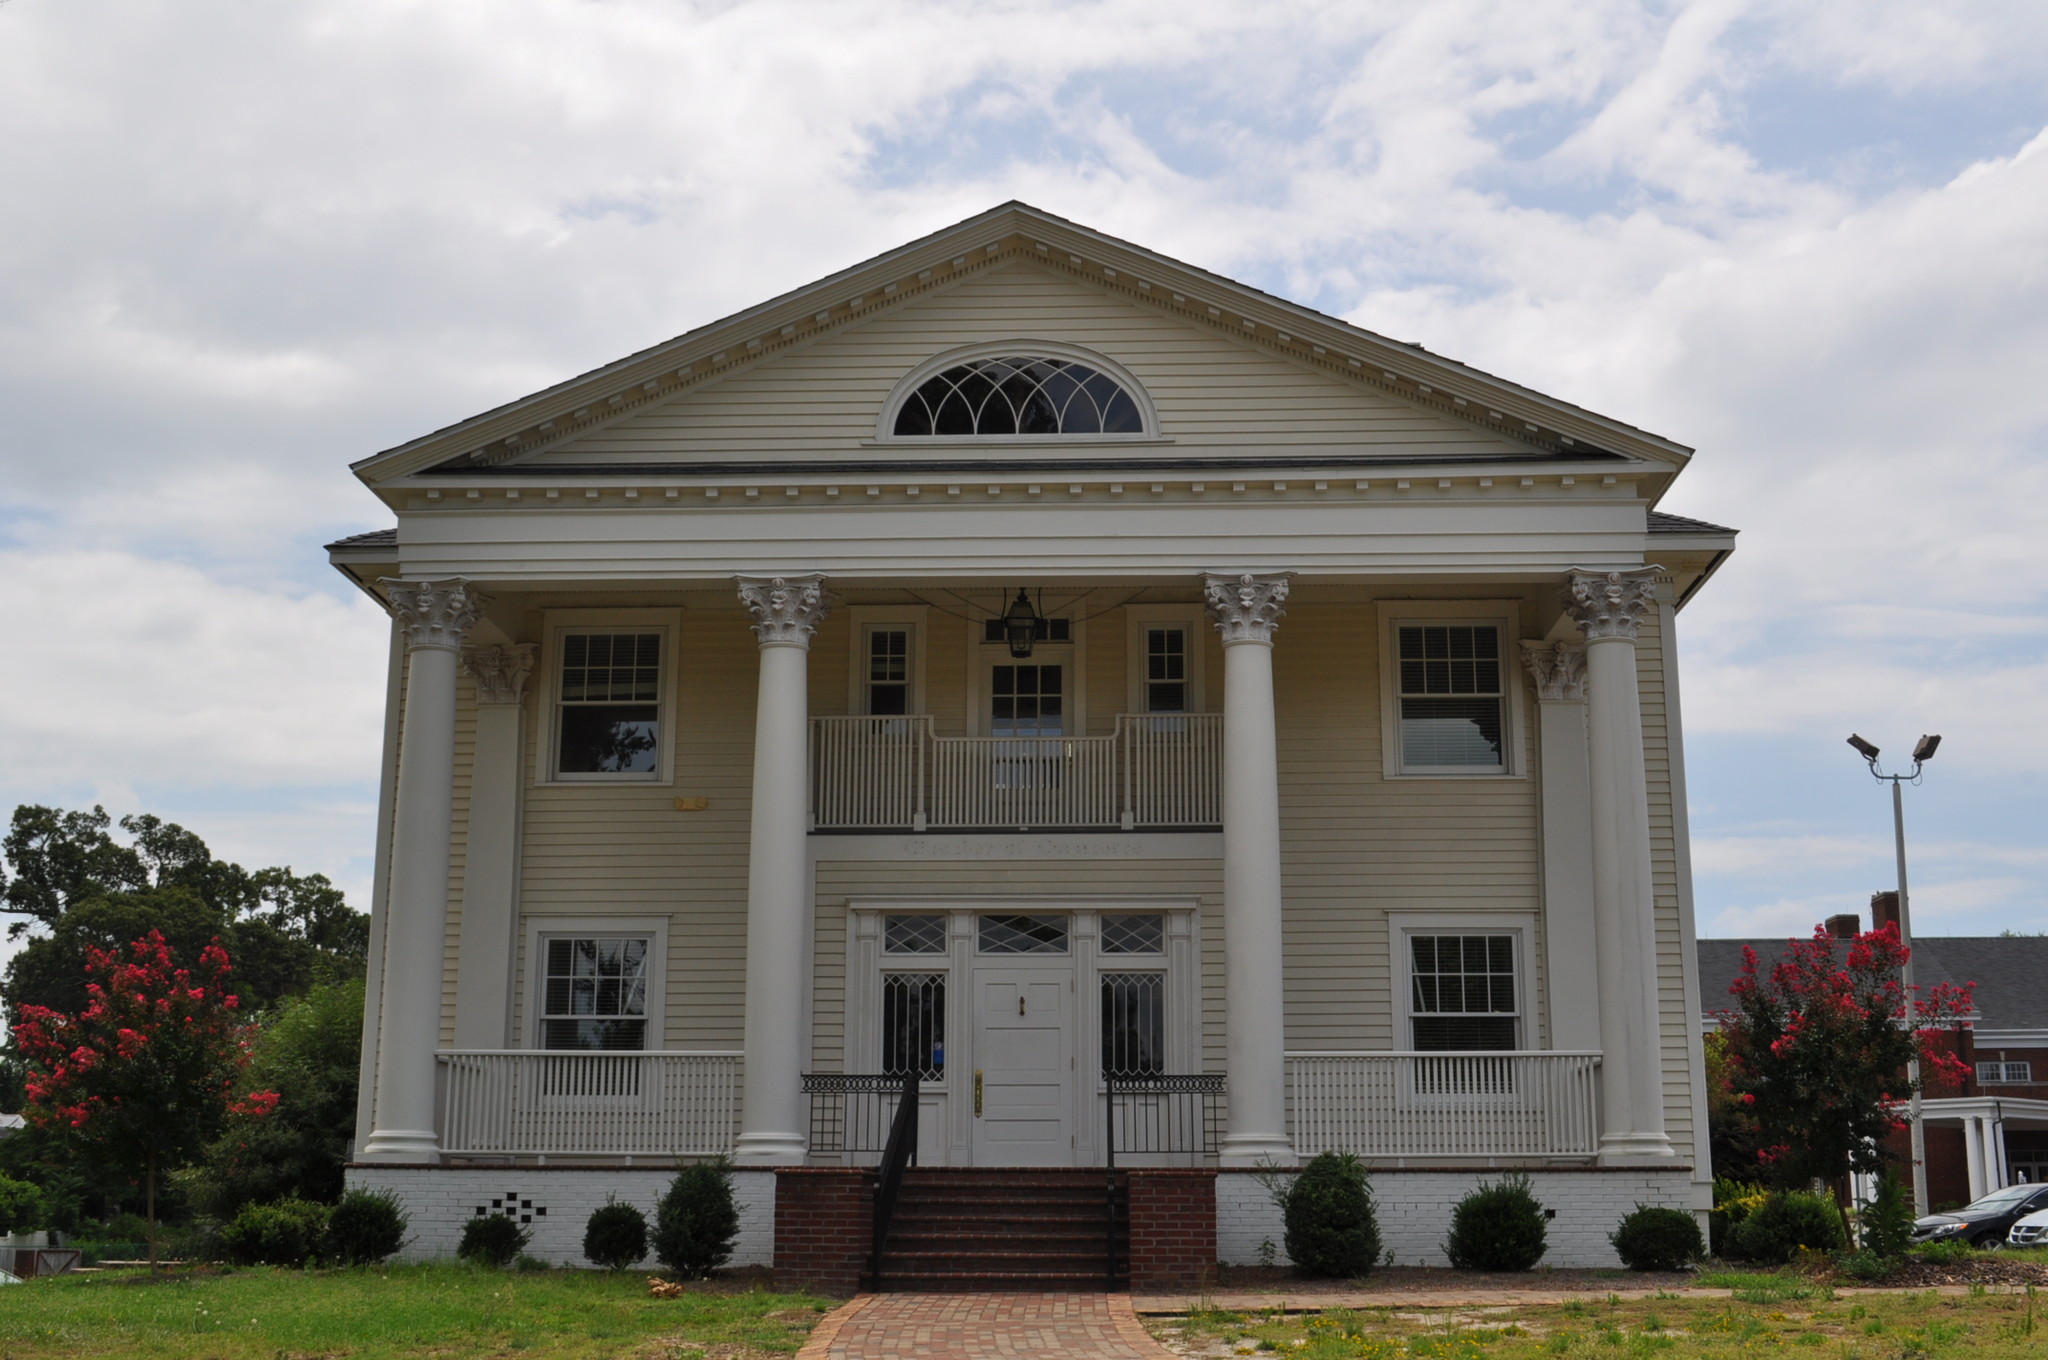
1846, 733, 1880, 760
1913, 733, 1942, 763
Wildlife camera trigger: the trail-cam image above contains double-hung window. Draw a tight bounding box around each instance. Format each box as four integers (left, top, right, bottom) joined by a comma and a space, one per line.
540, 936, 650, 1051
555, 632, 663, 777
1408, 933, 1520, 1052
1381, 605, 1519, 777
1980, 1061, 2034, 1085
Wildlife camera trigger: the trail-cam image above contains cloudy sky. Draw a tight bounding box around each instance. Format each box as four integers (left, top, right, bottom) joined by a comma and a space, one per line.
1, 0, 2043, 956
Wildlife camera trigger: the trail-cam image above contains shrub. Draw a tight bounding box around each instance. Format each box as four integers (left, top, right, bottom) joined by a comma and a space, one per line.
1444, 1173, 1547, 1272
1282, 1152, 1380, 1278
1835, 1248, 1887, 1281
328, 1189, 408, 1265
220, 1198, 332, 1267
653, 1158, 739, 1279
458, 1213, 530, 1268
1859, 1170, 1913, 1260
1711, 1178, 1769, 1259
1729, 1191, 1844, 1266
1610, 1205, 1705, 1272
1914, 1237, 1974, 1267
584, 1200, 649, 1271
0, 1175, 47, 1236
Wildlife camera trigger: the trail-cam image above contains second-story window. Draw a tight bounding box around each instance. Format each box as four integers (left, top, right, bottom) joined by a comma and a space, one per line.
867, 628, 910, 716
556, 632, 662, 776
1396, 623, 1505, 772
1144, 628, 1188, 713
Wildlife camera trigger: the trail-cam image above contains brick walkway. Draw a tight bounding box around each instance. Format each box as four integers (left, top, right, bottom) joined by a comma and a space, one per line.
798, 1292, 1175, 1359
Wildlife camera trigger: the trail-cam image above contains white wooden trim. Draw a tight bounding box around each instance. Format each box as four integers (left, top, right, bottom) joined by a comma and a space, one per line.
843, 605, 929, 716
520, 914, 672, 1051
875, 339, 1162, 442
1376, 599, 1527, 780
535, 608, 683, 785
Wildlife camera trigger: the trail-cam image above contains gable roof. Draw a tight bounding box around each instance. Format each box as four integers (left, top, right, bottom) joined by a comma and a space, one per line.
1698, 936, 2048, 1031
351, 202, 1695, 486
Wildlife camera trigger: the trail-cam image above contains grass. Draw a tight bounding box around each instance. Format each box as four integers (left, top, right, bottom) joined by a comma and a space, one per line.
0, 1262, 836, 1360
1151, 1283, 2044, 1359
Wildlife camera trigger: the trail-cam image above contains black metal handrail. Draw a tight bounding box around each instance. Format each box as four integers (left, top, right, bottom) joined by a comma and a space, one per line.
804, 1073, 917, 1159
866, 1073, 919, 1291
1104, 1074, 1227, 1285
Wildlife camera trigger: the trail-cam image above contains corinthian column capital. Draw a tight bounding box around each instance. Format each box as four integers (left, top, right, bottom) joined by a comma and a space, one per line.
1565, 568, 1660, 643
1520, 639, 1588, 701
736, 574, 830, 647
461, 644, 537, 705
381, 578, 483, 652
1203, 572, 1292, 645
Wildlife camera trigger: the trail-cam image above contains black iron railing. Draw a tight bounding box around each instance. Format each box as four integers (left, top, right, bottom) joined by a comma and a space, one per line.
803, 1073, 916, 1161
868, 1073, 919, 1291
1104, 1074, 1226, 1284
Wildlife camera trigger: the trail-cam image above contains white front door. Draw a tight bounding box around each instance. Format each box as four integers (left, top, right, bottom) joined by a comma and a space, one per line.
971, 965, 1074, 1165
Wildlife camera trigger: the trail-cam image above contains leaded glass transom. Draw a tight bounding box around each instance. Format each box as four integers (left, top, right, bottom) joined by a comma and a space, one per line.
1099, 914, 1165, 954
883, 914, 948, 954
893, 356, 1143, 437
977, 913, 1070, 954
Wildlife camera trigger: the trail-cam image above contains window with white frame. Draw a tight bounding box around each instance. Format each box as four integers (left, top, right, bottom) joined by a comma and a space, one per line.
540, 936, 650, 1051
555, 632, 663, 776
881, 972, 946, 1080
865, 627, 911, 716
1142, 627, 1189, 714
1407, 933, 1520, 1051
1392, 620, 1509, 773
1980, 1061, 2034, 1085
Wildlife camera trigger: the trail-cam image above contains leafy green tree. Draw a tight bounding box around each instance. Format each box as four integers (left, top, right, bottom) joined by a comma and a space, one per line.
196, 978, 364, 1214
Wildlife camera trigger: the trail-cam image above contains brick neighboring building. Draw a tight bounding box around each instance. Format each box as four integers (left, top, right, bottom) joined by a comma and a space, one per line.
1699, 897, 2048, 1211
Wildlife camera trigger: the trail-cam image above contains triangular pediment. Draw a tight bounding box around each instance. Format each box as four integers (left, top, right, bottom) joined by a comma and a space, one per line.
354, 203, 1690, 485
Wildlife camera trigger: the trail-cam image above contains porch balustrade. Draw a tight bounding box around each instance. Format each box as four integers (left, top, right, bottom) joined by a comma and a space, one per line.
1287, 1052, 1602, 1160
811, 713, 1223, 831
437, 1051, 741, 1158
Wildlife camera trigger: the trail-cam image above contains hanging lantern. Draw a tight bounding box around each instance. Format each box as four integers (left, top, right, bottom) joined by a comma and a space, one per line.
1002, 588, 1040, 658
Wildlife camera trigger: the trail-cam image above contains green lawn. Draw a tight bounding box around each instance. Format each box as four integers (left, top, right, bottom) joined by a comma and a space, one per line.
0, 1264, 835, 1360
1150, 1281, 2046, 1359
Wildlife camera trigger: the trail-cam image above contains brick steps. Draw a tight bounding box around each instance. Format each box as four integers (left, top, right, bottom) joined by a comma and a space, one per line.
875, 1168, 1119, 1290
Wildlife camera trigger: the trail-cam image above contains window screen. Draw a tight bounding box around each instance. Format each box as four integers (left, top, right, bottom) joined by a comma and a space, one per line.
541, 937, 649, 1051
1409, 933, 1518, 1051
556, 632, 662, 775
1397, 624, 1504, 770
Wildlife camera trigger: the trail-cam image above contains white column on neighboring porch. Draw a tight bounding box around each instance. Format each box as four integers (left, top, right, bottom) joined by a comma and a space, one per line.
1992, 1114, 2010, 1190
1565, 568, 1675, 1162
361, 578, 483, 1163
1203, 571, 1296, 1166
1964, 1116, 1987, 1202
734, 574, 830, 1165
452, 644, 536, 1051
1520, 640, 1603, 1053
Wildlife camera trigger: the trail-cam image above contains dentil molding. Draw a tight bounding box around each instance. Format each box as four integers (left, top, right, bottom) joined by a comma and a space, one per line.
736, 574, 831, 646
1520, 639, 1588, 702
1202, 572, 1291, 645
1565, 567, 1659, 643
382, 578, 484, 651
461, 644, 537, 705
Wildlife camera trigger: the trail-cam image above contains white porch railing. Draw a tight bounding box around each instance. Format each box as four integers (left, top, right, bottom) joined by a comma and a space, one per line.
438, 1051, 741, 1158
811, 713, 1223, 831
1288, 1052, 1602, 1159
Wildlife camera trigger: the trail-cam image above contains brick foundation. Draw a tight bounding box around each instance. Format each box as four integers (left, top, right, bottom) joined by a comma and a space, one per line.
1126, 1169, 1217, 1291
773, 1168, 871, 1294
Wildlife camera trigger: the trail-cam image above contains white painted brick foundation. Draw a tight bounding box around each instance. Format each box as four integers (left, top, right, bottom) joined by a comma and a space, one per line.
1219, 1168, 1703, 1269
343, 1166, 774, 1269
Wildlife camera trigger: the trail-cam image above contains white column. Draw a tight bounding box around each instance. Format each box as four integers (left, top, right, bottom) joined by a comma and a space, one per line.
734, 575, 830, 1165
452, 644, 536, 1050
1203, 572, 1295, 1166
361, 578, 483, 1163
1992, 1115, 2010, 1190
1520, 641, 1602, 1053
1964, 1116, 1987, 1202
1565, 568, 1674, 1162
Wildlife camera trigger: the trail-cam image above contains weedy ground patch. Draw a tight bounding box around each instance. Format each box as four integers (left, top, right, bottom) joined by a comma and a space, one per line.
0, 1263, 834, 1360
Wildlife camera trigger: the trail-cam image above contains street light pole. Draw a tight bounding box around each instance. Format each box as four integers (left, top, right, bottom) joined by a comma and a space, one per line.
1848, 732, 1941, 1216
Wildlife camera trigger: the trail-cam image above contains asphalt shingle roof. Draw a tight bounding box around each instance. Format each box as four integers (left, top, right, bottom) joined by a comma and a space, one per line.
1698, 936, 2048, 1029
1648, 511, 1737, 535
326, 527, 397, 551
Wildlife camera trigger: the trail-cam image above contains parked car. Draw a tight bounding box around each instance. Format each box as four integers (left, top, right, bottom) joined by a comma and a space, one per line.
2007, 1204, 2048, 1247
1912, 1184, 2048, 1248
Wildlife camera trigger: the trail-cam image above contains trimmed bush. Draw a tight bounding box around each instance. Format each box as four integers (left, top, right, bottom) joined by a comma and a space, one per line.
1729, 1191, 1844, 1266
1282, 1152, 1381, 1278
1444, 1173, 1547, 1272
653, 1159, 739, 1279
0, 1176, 47, 1236
458, 1213, 530, 1267
328, 1189, 408, 1265
1610, 1205, 1705, 1271
220, 1198, 332, 1268
585, 1200, 650, 1271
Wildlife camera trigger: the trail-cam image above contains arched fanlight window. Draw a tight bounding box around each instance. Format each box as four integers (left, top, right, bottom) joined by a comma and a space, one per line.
892, 354, 1145, 437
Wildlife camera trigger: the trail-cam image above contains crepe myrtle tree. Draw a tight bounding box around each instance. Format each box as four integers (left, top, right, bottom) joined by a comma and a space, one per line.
11, 930, 277, 1267
1717, 924, 1972, 1202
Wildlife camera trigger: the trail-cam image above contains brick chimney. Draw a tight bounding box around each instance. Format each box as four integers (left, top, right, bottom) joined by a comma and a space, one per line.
1824, 913, 1860, 939
1871, 891, 1901, 934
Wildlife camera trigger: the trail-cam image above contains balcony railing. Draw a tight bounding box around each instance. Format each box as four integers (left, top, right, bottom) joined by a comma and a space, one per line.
1288, 1052, 1602, 1159
811, 713, 1223, 831
438, 1051, 741, 1159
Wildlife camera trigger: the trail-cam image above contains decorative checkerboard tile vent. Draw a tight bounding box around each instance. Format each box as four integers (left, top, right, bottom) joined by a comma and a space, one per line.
474, 1191, 548, 1226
